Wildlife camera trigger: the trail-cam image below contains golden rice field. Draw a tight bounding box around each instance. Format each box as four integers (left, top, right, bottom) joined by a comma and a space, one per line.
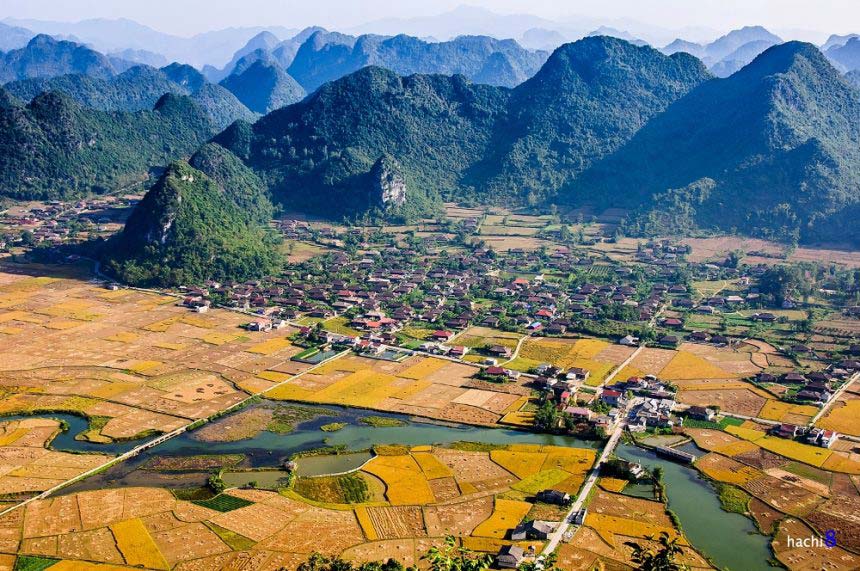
471, 499, 533, 538
266, 353, 527, 427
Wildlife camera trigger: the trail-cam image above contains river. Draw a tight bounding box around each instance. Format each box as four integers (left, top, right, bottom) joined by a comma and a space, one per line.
617, 443, 775, 571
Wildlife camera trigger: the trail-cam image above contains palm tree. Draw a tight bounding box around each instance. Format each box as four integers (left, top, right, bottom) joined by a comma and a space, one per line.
625, 532, 689, 571
424, 536, 492, 571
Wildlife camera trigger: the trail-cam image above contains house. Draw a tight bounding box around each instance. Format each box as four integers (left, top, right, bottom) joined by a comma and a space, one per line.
511, 520, 555, 541
430, 330, 455, 342
496, 545, 525, 569
572, 508, 588, 525
536, 489, 571, 505
566, 367, 590, 383
687, 406, 715, 422
447, 346, 467, 358
806, 428, 839, 448
564, 407, 593, 422
247, 318, 272, 332
619, 335, 640, 347
772, 424, 801, 439
600, 389, 625, 407
487, 345, 512, 358
658, 335, 679, 348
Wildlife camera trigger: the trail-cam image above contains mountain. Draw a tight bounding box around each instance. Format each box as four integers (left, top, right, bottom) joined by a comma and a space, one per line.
474, 37, 710, 202
105, 159, 282, 287
108, 48, 167, 68
519, 28, 569, 51
348, 5, 563, 41
847, 69, 860, 88
822, 34, 860, 51
0, 22, 35, 51
203, 26, 328, 83
213, 65, 504, 217
0, 34, 121, 83
0, 91, 215, 200
701, 26, 782, 65
5, 64, 255, 129
710, 39, 781, 77
4, 18, 298, 68
568, 42, 860, 244
826, 37, 860, 71
586, 27, 647, 46
286, 31, 549, 92
211, 37, 708, 218
661, 39, 705, 58
220, 58, 306, 114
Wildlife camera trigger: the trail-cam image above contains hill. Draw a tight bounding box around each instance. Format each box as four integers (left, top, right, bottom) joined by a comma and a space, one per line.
105, 160, 282, 287
5, 64, 255, 129
0, 34, 121, 83
286, 32, 548, 91
473, 37, 710, 203
826, 37, 860, 71
0, 91, 215, 200
568, 42, 860, 244
220, 58, 306, 114
211, 37, 708, 218
0, 22, 35, 51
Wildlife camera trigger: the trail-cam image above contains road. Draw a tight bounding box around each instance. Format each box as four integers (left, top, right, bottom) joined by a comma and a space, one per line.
600, 344, 643, 388
542, 415, 628, 555
810, 372, 858, 426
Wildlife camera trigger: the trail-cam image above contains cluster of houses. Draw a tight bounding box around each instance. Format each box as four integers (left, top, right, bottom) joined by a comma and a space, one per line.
771, 423, 839, 448
1, 196, 137, 247
755, 362, 859, 406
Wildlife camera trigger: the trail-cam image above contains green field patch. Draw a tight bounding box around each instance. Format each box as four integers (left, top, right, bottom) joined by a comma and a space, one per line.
192, 493, 254, 512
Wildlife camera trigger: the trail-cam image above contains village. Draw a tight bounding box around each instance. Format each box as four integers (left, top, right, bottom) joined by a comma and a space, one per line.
2, 203, 860, 570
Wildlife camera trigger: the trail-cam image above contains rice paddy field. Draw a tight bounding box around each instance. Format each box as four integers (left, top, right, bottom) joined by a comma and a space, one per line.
0, 262, 318, 495
265, 353, 531, 426
4, 443, 596, 569
684, 425, 860, 563
558, 489, 711, 570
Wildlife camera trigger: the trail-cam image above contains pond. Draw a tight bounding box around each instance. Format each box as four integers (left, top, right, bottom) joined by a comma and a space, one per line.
617, 443, 775, 571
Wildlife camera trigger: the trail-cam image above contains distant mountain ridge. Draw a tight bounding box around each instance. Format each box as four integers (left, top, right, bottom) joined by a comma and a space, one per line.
0, 34, 128, 83
5, 62, 255, 129
661, 26, 783, 77
211, 37, 708, 217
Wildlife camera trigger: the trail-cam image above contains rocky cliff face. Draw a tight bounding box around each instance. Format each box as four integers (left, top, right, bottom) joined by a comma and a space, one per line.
370, 155, 407, 208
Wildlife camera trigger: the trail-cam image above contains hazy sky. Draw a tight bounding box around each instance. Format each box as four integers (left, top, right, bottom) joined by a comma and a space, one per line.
2, 0, 859, 37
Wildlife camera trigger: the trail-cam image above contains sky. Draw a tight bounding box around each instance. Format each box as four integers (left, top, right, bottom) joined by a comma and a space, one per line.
2, 0, 859, 38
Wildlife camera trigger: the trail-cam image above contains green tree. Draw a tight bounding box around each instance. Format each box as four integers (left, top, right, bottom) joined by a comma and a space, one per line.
625, 532, 688, 571
424, 536, 492, 571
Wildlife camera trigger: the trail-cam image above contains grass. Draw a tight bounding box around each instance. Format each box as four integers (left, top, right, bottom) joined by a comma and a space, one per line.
267, 405, 322, 434
359, 416, 406, 427
450, 441, 506, 452
320, 422, 347, 432
715, 483, 751, 514
13, 557, 59, 571
783, 462, 833, 486
204, 522, 256, 550
192, 494, 254, 512
323, 316, 362, 336
294, 473, 370, 504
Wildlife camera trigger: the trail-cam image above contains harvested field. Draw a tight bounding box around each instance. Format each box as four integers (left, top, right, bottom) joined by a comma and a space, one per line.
744, 475, 823, 516
678, 388, 767, 417
267, 354, 521, 427
365, 506, 425, 539
773, 517, 860, 570
697, 453, 763, 485
471, 498, 531, 538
